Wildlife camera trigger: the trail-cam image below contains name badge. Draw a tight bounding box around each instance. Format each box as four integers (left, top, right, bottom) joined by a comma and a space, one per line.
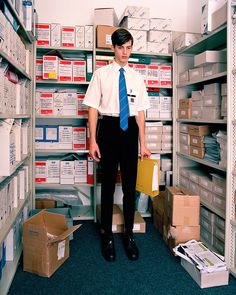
127, 89, 136, 105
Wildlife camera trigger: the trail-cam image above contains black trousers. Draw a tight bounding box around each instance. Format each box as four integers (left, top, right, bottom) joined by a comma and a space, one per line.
97, 116, 139, 235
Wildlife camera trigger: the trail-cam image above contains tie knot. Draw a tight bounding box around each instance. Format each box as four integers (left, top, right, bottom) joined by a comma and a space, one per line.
119, 68, 124, 73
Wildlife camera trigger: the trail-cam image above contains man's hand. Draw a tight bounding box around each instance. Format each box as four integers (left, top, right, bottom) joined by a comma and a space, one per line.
89, 140, 101, 162
140, 144, 151, 161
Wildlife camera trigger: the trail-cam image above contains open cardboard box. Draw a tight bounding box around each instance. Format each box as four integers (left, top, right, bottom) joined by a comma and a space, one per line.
23, 211, 81, 277
181, 258, 229, 288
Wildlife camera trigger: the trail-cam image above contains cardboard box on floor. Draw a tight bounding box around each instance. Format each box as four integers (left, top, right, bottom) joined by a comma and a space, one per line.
23, 211, 81, 277
96, 204, 146, 233
152, 191, 165, 235
181, 258, 229, 288
165, 186, 200, 226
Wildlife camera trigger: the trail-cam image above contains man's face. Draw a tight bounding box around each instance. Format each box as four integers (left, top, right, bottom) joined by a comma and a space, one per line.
111, 40, 133, 66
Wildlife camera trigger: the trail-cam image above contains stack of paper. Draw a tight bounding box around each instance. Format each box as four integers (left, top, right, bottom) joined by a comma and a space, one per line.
174, 240, 227, 273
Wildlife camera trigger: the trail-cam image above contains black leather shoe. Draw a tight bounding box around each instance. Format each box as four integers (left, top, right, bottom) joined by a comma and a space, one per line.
101, 233, 116, 262
123, 233, 139, 261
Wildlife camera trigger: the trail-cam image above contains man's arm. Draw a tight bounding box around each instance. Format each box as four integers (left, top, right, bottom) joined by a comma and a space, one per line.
136, 110, 151, 160
88, 107, 101, 162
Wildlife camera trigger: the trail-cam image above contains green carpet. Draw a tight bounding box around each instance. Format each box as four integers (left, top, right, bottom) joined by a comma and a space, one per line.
8, 219, 236, 295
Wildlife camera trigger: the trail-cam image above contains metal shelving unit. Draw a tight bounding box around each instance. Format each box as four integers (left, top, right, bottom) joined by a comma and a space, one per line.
35, 44, 94, 221
173, 3, 233, 272
225, 0, 236, 278
0, 1, 35, 293
177, 71, 227, 87
177, 152, 227, 172
35, 149, 89, 154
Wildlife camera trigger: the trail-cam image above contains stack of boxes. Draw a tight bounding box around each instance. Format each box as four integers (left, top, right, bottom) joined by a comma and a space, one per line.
36, 23, 93, 49
35, 154, 93, 185
201, 0, 227, 35
147, 91, 172, 119
0, 10, 29, 73
179, 167, 226, 255
145, 122, 172, 153
179, 167, 226, 221
179, 124, 210, 159
0, 165, 29, 229
0, 119, 30, 177
178, 83, 225, 121
36, 55, 91, 82
35, 92, 87, 117
35, 125, 88, 151
153, 186, 200, 250
201, 207, 225, 255
96, 6, 172, 54
179, 50, 226, 84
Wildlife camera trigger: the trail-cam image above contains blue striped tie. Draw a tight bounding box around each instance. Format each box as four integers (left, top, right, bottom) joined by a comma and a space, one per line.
119, 68, 130, 131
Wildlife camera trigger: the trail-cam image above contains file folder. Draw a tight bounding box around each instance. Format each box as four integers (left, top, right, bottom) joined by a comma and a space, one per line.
136, 158, 160, 197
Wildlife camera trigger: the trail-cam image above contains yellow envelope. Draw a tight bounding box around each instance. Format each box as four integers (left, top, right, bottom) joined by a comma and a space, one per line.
136, 158, 160, 197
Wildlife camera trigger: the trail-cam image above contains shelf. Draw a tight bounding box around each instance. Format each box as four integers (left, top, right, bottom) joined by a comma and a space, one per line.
96, 48, 172, 59
35, 183, 93, 189
36, 46, 93, 54
5, 0, 35, 43
146, 118, 172, 121
146, 84, 172, 89
151, 151, 172, 155
70, 206, 94, 221
0, 48, 31, 80
0, 243, 22, 295
177, 71, 227, 87
201, 200, 225, 219
36, 115, 88, 119
176, 25, 227, 55
0, 192, 31, 245
0, 114, 31, 119
0, 154, 31, 186
36, 80, 90, 85
177, 119, 227, 124
35, 149, 89, 154
177, 152, 226, 172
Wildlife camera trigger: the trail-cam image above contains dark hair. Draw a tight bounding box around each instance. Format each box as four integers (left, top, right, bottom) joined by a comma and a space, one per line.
111, 28, 133, 46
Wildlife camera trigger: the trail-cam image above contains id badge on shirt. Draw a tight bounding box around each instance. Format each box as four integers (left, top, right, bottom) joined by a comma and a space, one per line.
127, 89, 136, 106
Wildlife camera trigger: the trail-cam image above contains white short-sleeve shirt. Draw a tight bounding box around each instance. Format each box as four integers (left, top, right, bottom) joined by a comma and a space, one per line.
83, 60, 150, 116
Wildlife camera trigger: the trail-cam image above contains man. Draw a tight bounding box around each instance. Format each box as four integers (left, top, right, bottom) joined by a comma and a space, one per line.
83, 28, 150, 262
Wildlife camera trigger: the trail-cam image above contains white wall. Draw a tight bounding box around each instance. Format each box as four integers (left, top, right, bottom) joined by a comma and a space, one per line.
35, 0, 201, 33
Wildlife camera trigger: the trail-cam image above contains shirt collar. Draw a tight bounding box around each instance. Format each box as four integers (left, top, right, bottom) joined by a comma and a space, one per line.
112, 59, 130, 73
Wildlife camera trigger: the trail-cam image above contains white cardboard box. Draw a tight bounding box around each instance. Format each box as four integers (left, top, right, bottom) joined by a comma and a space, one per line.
120, 17, 149, 31
59, 60, 72, 82
194, 50, 227, 67
43, 56, 59, 80
75, 25, 85, 48
94, 8, 118, 26
201, 0, 227, 34
51, 23, 61, 47
36, 23, 50, 46
61, 26, 75, 47
59, 126, 72, 149
149, 18, 172, 31
60, 161, 74, 184
0, 119, 16, 176
46, 159, 60, 184
181, 258, 228, 288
